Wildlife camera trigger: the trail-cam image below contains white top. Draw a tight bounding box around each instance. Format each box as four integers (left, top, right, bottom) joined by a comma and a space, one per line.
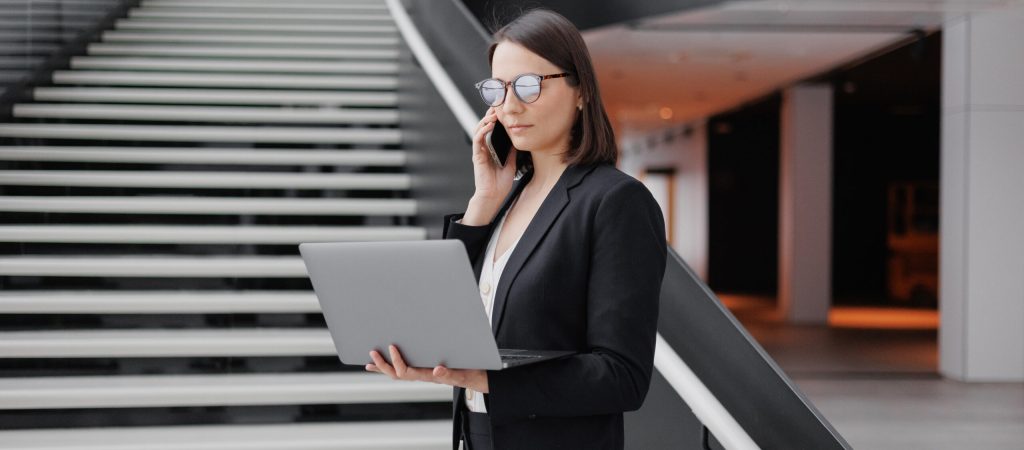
464, 201, 523, 413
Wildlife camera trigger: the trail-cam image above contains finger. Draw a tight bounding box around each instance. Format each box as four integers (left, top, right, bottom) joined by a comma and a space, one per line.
475, 119, 495, 139
389, 344, 409, 378
432, 365, 461, 387
476, 109, 497, 130
472, 122, 496, 158
474, 122, 494, 144
369, 350, 396, 378
365, 363, 379, 372
477, 124, 495, 152
431, 366, 448, 385
433, 365, 448, 380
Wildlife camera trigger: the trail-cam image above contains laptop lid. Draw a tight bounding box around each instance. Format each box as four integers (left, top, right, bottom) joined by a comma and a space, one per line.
299, 240, 505, 370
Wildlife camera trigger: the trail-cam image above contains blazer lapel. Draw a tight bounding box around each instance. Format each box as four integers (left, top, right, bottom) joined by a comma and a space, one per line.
490, 163, 598, 336
470, 170, 533, 279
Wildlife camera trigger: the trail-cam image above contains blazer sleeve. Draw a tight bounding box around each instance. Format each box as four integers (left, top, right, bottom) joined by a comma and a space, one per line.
482, 178, 668, 426
442, 212, 491, 264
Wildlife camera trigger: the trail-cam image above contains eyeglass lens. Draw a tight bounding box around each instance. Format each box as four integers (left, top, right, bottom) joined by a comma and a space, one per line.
479, 75, 542, 107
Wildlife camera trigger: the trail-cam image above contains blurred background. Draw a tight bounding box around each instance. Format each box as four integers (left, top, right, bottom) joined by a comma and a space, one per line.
0, 0, 1021, 449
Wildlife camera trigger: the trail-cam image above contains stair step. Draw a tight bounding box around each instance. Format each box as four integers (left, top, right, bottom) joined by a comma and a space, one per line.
0, 421, 449, 450
0, 43, 58, 55
115, 20, 398, 34
0, 3, 108, 13
0, 19, 94, 29
0, 56, 45, 69
1, 0, 99, 6
0, 170, 409, 188
53, 71, 398, 89
0, 196, 416, 216
127, 10, 393, 23
0, 146, 407, 166
142, 0, 385, 4
139, 1, 388, 11
0, 224, 425, 244
70, 57, 399, 74
142, 0, 384, 4
0, 372, 451, 409
0, 0, 106, 6
0, 124, 402, 144
0, 256, 309, 277
34, 87, 398, 105
102, 31, 400, 46
86, 44, 400, 60
0, 30, 74, 42
34, 86, 398, 106
0, 290, 321, 313
141, 0, 386, 7
13, 104, 400, 125
0, 328, 335, 358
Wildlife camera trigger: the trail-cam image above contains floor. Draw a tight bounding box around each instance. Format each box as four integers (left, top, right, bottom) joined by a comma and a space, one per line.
720, 294, 1024, 450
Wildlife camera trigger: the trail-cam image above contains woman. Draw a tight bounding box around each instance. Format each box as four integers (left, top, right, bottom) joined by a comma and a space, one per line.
366, 9, 667, 450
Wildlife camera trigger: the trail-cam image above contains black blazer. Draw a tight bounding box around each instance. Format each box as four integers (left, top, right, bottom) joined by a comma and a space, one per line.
442, 162, 668, 450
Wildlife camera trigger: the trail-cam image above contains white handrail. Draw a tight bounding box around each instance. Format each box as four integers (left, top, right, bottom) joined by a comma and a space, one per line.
385, 0, 479, 137
655, 334, 760, 449
386, 2, 760, 448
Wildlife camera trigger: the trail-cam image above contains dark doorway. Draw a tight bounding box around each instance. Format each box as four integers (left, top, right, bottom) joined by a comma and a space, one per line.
706, 95, 781, 296
831, 32, 941, 307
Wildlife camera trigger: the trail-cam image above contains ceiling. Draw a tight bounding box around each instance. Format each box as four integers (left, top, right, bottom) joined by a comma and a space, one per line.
584, 0, 1024, 138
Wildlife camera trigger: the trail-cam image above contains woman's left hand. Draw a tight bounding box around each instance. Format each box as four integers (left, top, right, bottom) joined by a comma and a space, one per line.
367, 344, 489, 393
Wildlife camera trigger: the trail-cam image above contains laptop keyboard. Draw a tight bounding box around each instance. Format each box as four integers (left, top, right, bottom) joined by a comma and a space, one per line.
501, 354, 542, 360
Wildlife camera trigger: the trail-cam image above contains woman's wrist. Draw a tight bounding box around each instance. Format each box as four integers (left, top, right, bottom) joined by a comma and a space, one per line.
461, 195, 500, 226
474, 369, 489, 393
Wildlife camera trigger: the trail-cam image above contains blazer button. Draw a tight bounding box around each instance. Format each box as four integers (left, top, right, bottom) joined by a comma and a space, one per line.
480, 281, 491, 295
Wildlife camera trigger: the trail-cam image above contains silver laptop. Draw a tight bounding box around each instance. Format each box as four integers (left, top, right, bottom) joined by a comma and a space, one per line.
299, 240, 574, 370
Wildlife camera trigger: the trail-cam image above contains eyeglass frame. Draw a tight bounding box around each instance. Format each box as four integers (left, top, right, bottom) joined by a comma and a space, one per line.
474, 72, 572, 107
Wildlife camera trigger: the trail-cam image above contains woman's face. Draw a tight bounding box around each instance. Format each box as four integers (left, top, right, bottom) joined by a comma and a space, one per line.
490, 41, 580, 158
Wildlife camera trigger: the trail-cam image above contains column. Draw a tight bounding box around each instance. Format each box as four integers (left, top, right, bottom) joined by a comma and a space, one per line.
778, 84, 834, 324
940, 10, 1024, 382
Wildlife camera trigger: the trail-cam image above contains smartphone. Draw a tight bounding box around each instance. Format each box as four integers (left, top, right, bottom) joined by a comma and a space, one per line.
485, 121, 513, 167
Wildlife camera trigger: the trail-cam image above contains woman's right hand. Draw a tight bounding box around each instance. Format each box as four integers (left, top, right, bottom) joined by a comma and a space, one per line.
463, 108, 518, 225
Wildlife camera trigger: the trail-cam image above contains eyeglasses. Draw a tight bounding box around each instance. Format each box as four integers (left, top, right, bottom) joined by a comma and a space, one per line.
474, 72, 571, 107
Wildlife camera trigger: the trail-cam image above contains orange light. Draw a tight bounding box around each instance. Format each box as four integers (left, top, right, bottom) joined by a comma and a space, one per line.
659, 107, 673, 120
717, 294, 939, 330
829, 307, 938, 330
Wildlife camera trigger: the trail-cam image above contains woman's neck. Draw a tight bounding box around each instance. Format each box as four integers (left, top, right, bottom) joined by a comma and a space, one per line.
527, 150, 569, 192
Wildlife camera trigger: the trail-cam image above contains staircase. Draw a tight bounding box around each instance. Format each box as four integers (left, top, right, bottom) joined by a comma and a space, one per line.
0, 0, 451, 448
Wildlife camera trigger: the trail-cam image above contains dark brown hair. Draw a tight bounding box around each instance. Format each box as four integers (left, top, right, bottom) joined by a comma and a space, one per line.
487, 9, 617, 166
